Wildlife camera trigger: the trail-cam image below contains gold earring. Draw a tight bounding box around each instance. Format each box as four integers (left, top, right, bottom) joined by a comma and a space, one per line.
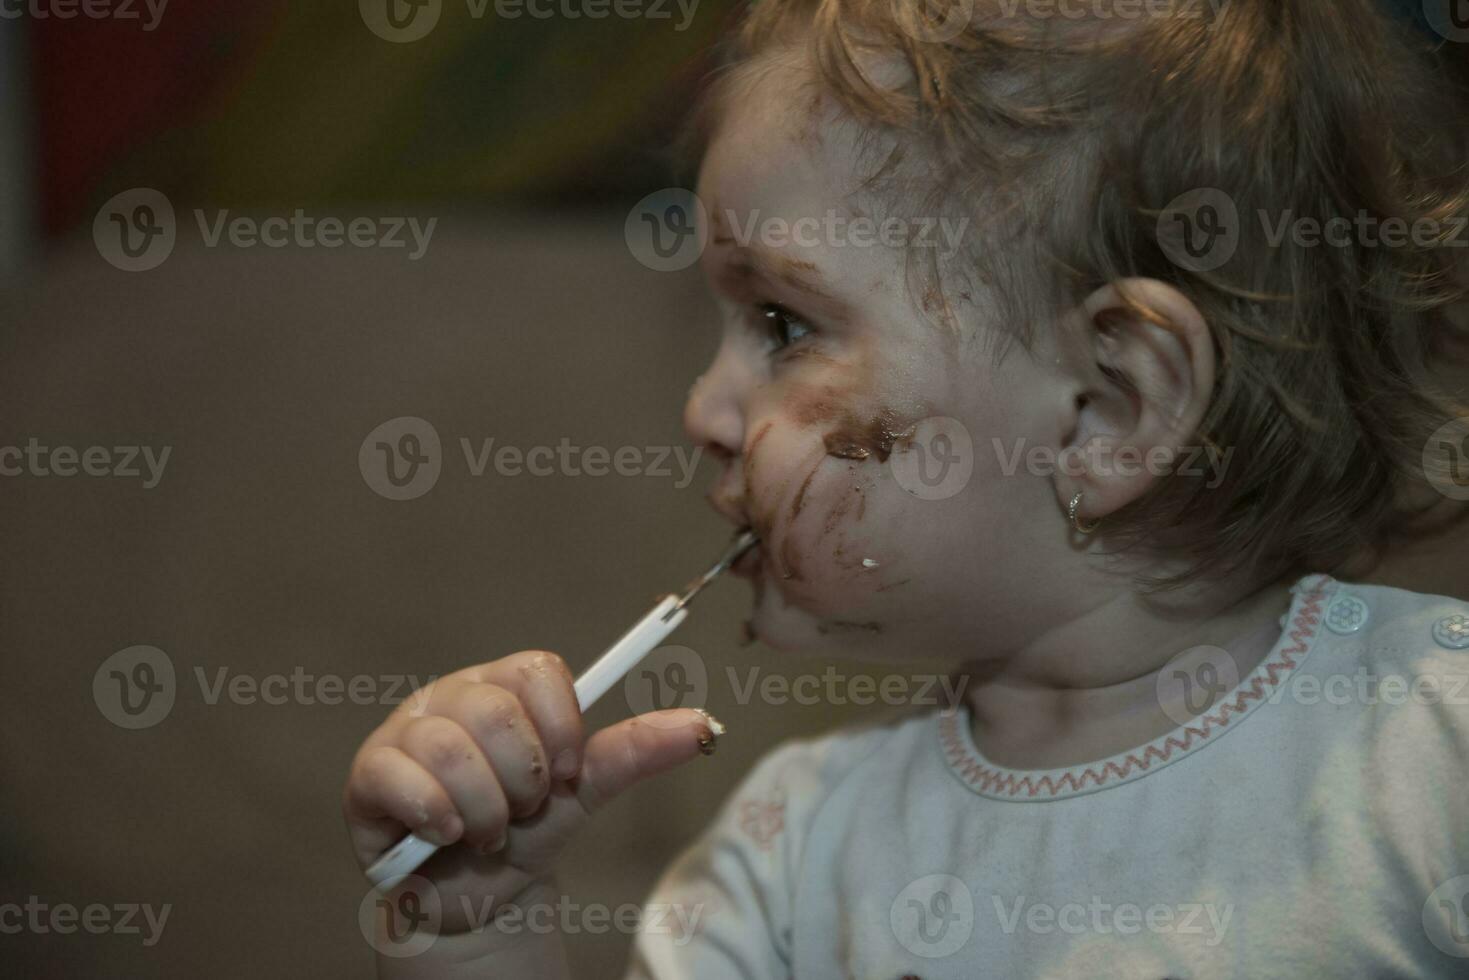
1068, 490, 1100, 534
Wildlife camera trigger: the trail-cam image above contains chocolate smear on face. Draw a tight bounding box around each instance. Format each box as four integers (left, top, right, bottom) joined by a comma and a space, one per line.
790, 456, 822, 521
779, 453, 827, 581
815, 620, 884, 635
822, 407, 919, 463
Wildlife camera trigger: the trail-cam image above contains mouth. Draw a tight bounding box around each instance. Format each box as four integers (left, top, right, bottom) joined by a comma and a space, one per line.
731, 532, 762, 578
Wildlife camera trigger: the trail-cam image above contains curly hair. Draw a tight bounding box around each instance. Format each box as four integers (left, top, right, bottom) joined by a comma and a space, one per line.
681, 0, 1469, 590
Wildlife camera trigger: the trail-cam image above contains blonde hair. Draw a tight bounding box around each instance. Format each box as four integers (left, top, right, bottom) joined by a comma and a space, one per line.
683, 0, 1469, 589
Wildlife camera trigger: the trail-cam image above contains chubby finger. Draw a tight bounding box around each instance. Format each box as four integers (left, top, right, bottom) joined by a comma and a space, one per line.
344, 745, 462, 863
468, 651, 585, 780
435, 682, 552, 819
397, 715, 511, 853
466, 709, 727, 875
574, 708, 725, 815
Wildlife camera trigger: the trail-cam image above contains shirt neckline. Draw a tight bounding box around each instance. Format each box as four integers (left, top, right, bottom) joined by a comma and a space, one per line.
937, 573, 1336, 802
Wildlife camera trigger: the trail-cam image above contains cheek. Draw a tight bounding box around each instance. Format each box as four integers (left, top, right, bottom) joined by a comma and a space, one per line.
742, 409, 935, 616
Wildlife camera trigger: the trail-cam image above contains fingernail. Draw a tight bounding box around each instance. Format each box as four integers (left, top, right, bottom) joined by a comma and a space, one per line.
426, 814, 462, 846
693, 708, 726, 737
475, 833, 506, 856
693, 709, 726, 756
553, 749, 579, 780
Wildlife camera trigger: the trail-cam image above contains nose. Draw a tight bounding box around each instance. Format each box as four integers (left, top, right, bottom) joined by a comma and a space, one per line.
683, 338, 749, 465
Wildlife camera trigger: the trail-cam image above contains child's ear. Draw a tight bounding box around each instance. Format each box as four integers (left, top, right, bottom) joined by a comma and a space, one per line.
1057, 278, 1216, 528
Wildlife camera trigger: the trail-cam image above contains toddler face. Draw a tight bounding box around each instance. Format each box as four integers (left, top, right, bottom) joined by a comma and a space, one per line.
685, 56, 1077, 663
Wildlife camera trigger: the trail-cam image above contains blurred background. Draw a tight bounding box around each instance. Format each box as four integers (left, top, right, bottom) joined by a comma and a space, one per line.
0, 5, 900, 976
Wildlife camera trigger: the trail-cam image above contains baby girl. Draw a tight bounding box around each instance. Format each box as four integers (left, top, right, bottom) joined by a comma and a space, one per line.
343, 0, 1469, 975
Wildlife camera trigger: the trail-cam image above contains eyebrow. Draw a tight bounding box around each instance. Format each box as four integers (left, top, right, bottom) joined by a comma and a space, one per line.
707, 211, 851, 324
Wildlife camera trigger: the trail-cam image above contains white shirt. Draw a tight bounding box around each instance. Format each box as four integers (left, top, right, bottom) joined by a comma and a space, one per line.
627, 574, 1469, 979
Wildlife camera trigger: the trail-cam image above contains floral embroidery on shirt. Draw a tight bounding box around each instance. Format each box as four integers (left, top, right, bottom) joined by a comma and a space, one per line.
674, 884, 724, 937
738, 787, 788, 851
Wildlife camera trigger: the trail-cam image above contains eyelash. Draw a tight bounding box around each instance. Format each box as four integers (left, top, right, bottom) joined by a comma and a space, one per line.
755, 302, 815, 354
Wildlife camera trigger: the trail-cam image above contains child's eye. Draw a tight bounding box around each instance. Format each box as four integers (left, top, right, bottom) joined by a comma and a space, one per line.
757, 302, 815, 353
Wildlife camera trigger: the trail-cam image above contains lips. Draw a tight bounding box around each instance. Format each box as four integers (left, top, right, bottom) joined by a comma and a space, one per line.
732, 535, 762, 578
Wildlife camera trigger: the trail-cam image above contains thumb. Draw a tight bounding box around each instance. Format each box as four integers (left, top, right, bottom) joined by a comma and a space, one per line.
574, 708, 725, 813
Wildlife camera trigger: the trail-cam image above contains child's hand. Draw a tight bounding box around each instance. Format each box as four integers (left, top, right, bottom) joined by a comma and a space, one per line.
342, 650, 718, 936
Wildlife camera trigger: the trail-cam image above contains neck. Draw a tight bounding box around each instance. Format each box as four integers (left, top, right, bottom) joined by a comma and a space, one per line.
960, 564, 1298, 770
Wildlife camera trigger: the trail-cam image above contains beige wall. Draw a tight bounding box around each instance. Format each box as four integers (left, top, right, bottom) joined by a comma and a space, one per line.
0, 213, 880, 978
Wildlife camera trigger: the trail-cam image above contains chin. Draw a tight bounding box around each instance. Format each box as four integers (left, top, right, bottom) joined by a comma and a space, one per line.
744, 566, 903, 661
